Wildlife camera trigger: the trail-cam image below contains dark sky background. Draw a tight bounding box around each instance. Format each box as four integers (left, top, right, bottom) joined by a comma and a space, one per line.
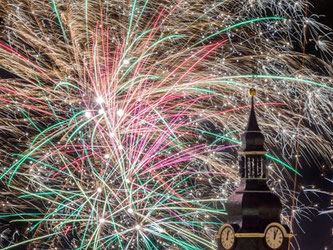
295, 1, 333, 250
0, 1, 332, 250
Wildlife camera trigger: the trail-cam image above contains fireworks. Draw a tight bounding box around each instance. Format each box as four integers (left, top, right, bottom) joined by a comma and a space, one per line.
0, 0, 332, 249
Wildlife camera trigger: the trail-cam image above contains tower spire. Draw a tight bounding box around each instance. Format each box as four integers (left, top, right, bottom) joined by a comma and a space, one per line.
239, 88, 266, 153
238, 88, 267, 179
246, 88, 260, 132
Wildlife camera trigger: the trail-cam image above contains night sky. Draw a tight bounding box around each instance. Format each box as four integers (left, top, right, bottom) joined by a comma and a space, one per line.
0, 1, 332, 249
295, 1, 333, 249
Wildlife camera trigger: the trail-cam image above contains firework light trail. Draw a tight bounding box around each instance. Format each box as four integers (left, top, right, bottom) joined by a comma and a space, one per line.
0, 0, 332, 249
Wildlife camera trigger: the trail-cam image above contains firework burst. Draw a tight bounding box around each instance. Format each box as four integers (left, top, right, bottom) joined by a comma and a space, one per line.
0, 0, 332, 249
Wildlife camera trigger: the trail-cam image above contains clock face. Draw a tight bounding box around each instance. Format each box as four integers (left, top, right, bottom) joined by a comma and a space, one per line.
265, 226, 284, 249
220, 225, 235, 249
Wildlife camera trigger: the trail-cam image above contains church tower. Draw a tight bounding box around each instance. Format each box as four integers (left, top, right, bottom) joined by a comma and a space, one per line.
216, 89, 292, 250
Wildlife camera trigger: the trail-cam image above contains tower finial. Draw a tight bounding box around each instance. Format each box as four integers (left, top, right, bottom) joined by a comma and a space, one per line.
249, 88, 256, 114
249, 88, 256, 97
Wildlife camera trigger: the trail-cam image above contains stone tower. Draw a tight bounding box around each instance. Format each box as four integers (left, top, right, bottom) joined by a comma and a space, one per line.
216, 89, 292, 250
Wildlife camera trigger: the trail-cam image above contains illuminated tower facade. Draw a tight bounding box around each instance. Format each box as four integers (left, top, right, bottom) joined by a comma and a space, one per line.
216, 89, 292, 250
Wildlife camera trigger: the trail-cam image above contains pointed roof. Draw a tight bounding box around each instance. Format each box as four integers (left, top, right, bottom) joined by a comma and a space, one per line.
245, 91, 260, 131
239, 88, 266, 153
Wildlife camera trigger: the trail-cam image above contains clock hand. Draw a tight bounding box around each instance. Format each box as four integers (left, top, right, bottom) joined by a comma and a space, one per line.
226, 230, 230, 241
273, 229, 277, 240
